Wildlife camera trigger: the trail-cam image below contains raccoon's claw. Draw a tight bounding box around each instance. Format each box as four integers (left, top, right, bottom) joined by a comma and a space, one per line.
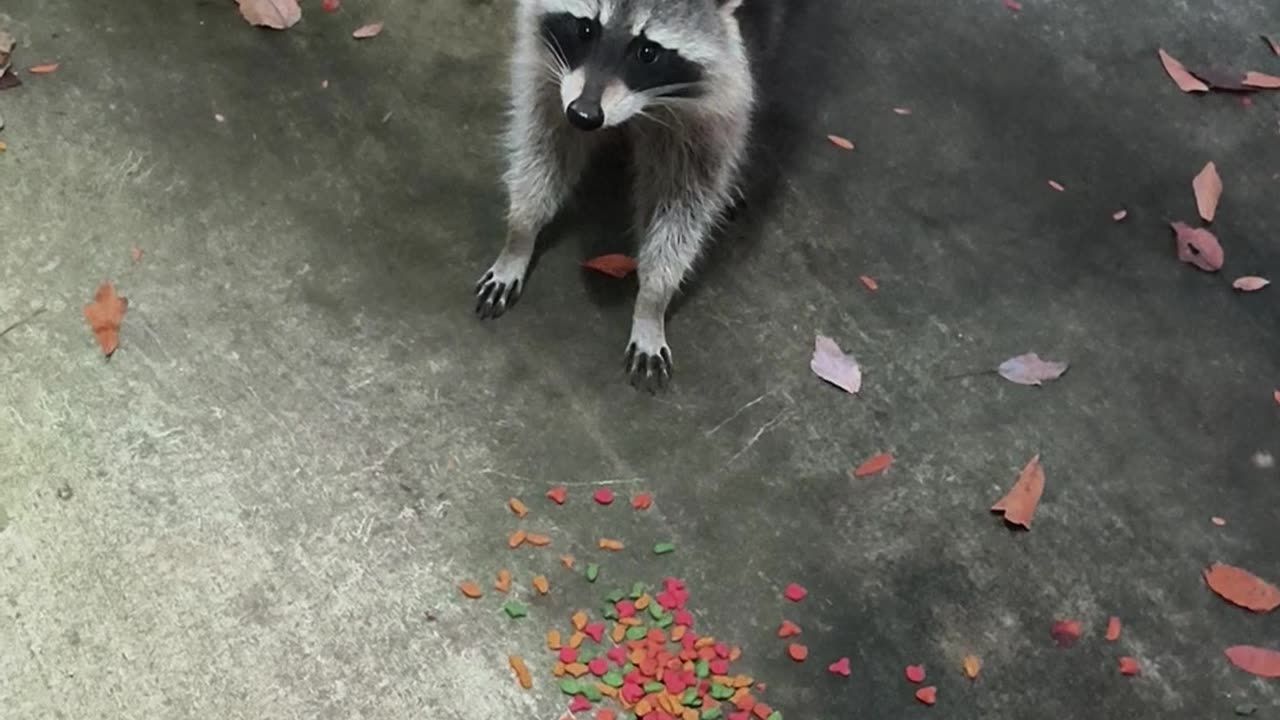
624, 342, 673, 393
475, 273, 522, 319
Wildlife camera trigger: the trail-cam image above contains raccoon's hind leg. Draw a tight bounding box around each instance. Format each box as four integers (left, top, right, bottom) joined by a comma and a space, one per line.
476, 104, 595, 319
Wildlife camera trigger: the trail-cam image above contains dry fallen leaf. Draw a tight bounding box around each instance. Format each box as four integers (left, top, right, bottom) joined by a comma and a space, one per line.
1158, 49, 1209, 93
1192, 161, 1222, 222
962, 655, 982, 680
811, 334, 861, 394
238, 0, 302, 30
353, 22, 384, 39
581, 253, 637, 278
997, 352, 1068, 386
991, 454, 1045, 529
1232, 276, 1269, 292
1203, 563, 1280, 613
827, 134, 854, 151
1243, 71, 1280, 89
83, 281, 128, 357
1225, 646, 1280, 678
852, 452, 893, 477
1170, 222, 1223, 272
28, 62, 59, 74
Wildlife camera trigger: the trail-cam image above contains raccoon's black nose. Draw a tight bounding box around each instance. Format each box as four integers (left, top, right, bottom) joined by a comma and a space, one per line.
566, 99, 604, 131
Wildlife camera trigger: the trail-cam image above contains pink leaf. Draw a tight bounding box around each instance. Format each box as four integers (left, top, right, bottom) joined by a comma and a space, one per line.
1232, 276, 1269, 292
997, 352, 1068, 386
1170, 222, 1223, 272
1224, 646, 1280, 678
1158, 49, 1209, 93
1243, 71, 1280, 89
237, 0, 302, 30
1191, 161, 1222, 222
810, 334, 861, 394
353, 22, 384, 39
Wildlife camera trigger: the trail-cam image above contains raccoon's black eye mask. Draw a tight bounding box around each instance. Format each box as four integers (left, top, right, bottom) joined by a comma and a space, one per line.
539, 12, 705, 98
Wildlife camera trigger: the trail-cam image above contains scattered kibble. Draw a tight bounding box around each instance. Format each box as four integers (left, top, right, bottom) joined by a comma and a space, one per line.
777, 620, 801, 638
509, 655, 532, 689
495, 569, 512, 593
962, 654, 982, 680
458, 581, 482, 599
915, 686, 937, 706
828, 657, 851, 677
653, 542, 676, 555
1118, 656, 1141, 676
593, 488, 615, 505
546, 486, 568, 504
508, 497, 529, 518
905, 664, 926, 683
525, 533, 552, 547
783, 583, 807, 602
507, 529, 527, 548
503, 601, 529, 619
560, 554, 575, 569
546, 629, 562, 650
599, 538, 625, 551
586, 563, 600, 582
787, 643, 808, 662
533, 575, 550, 595
632, 493, 652, 510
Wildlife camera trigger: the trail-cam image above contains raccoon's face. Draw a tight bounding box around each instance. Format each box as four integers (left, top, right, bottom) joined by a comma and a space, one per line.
534, 0, 737, 131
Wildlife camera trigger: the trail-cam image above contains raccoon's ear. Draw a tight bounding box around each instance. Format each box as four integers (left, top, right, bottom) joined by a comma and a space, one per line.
716, 0, 744, 17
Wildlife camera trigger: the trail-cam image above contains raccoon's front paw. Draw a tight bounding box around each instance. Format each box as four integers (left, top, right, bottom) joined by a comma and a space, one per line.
474, 254, 530, 319
624, 326, 673, 393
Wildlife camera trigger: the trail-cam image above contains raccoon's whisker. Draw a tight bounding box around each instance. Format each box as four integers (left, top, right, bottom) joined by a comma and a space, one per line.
642, 82, 705, 99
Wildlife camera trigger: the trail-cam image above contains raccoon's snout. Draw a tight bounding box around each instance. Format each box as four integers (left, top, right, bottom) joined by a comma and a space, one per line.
566, 98, 605, 131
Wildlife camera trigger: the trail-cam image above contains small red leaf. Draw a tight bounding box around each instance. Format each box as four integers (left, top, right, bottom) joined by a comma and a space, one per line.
905, 664, 926, 683
1158, 49, 1209, 93
1118, 656, 1141, 676
991, 454, 1045, 529
1192, 161, 1222, 223
1225, 645, 1280, 678
1203, 562, 1280, 612
1170, 221, 1223, 272
783, 583, 807, 602
1050, 619, 1082, 647
1105, 616, 1121, 641
83, 281, 129, 357
915, 686, 937, 705
581, 254, 637, 278
852, 452, 893, 477
827, 134, 854, 151
593, 488, 615, 505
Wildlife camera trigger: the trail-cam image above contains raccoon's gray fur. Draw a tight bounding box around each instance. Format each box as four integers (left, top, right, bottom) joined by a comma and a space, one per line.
475, 0, 783, 391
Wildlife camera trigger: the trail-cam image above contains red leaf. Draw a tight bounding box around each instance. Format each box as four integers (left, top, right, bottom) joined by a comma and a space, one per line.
905, 664, 926, 683
1105, 616, 1121, 641
1203, 562, 1280, 612
852, 452, 893, 477
1224, 645, 1280, 678
991, 454, 1045, 529
1232, 276, 1270, 292
915, 686, 937, 705
1118, 656, 1141, 676
352, 22, 384, 39
1243, 71, 1280, 89
827, 134, 854, 151
1191, 161, 1222, 223
777, 620, 801, 638
1170, 222, 1223, 272
83, 281, 129, 357
581, 253, 637, 279
1158, 49, 1209, 93
1050, 619, 1081, 647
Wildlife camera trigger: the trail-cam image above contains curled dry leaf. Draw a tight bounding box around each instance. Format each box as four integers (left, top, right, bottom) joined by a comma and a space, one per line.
1170, 222, 1223, 272
581, 253, 637, 278
1192, 161, 1222, 222
1224, 646, 1280, 678
83, 281, 129, 357
238, 0, 302, 30
1203, 562, 1280, 612
1158, 49, 1209, 93
1232, 276, 1269, 292
353, 22, 384, 39
827, 134, 854, 150
997, 352, 1068, 386
852, 452, 893, 477
1242, 71, 1280, 89
811, 334, 861, 394
991, 454, 1045, 529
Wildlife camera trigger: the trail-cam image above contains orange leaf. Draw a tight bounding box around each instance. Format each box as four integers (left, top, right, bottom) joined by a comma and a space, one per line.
962, 655, 981, 680
1105, 616, 1121, 641
1157, 49, 1209, 93
28, 62, 60, 74
1203, 562, 1280, 612
83, 281, 128, 357
581, 253, 637, 279
852, 452, 893, 477
1224, 645, 1280, 678
858, 275, 879, 291
827, 134, 854, 151
1242, 71, 1280, 89
1191, 161, 1222, 223
991, 454, 1045, 529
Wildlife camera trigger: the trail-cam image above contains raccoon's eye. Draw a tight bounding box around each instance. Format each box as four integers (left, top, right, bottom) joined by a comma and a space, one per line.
576, 17, 594, 41
636, 41, 662, 64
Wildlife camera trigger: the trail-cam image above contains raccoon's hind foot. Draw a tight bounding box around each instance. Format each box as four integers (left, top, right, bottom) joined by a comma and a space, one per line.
624, 318, 673, 393
475, 250, 532, 319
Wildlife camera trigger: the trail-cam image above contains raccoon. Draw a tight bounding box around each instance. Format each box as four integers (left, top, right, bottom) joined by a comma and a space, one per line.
476, 0, 781, 391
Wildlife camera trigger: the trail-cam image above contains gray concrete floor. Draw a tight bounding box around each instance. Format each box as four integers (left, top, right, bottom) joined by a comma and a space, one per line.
2, 1, 1279, 718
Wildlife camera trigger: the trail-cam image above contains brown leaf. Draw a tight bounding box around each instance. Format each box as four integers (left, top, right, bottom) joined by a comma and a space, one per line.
1224, 646, 1280, 678
1243, 71, 1280, 89
1203, 563, 1280, 612
237, 0, 302, 30
1158, 49, 1209, 93
1105, 616, 1121, 641
827, 134, 854, 151
581, 253, 637, 279
852, 452, 893, 477
83, 281, 128, 357
962, 655, 982, 680
991, 454, 1045, 529
1191, 162, 1222, 222
28, 62, 60, 74
1170, 222, 1223, 272
353, 22, 384, 39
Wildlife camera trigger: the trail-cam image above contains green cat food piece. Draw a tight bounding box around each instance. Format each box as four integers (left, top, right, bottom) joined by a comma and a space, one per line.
653, 542, 676, 555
